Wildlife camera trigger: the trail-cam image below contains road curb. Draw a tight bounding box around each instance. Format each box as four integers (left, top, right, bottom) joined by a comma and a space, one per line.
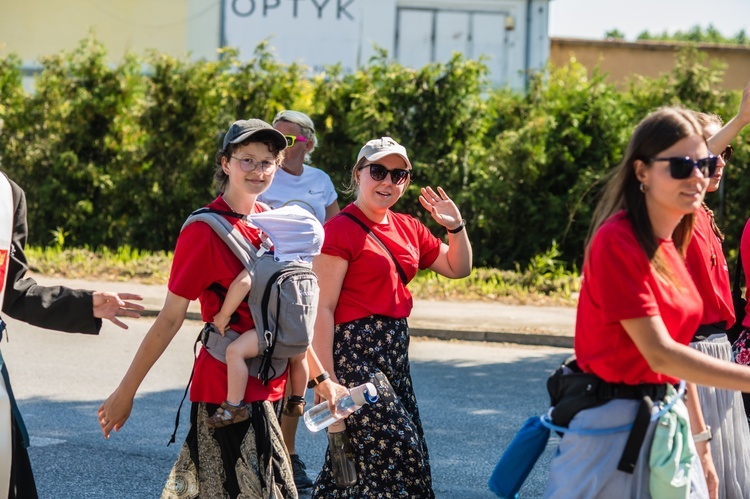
409, 327, 573, 348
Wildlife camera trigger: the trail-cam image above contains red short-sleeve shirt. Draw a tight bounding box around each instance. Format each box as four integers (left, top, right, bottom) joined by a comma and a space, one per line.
741, 218, 750, 328
685, 207, 734, 328
575, 212, 703, 385
168, 196, 286, 404
322, 204, 442, 324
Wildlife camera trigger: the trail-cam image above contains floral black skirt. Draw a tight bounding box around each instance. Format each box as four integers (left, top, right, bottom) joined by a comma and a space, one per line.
311, 315, 434, 499
162, 400, 296, 499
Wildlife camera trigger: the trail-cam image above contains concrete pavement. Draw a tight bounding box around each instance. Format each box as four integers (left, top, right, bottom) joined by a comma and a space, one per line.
28, 273, 576, 348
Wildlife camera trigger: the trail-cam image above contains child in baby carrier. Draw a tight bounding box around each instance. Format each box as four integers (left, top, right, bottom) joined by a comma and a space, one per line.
202, 205, 324, 428
204, 266, 310, 427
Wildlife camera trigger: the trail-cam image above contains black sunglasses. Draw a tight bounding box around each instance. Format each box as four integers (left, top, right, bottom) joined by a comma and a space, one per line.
721, 145, 733, 163
360, 163, 413, 185
650, 156, 718, 179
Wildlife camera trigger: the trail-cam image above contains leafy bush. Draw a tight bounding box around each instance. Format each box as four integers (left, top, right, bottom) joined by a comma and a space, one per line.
2, 38, 749, 275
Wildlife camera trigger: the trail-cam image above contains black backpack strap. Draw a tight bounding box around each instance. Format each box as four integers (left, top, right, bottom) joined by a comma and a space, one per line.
257, 268, 286, 385
339, 212, 408, 286
617, 395, 654, 473
167, 325, 207, 446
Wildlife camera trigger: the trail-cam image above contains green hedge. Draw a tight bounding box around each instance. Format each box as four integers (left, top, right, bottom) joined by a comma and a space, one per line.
1, 38, 747, 269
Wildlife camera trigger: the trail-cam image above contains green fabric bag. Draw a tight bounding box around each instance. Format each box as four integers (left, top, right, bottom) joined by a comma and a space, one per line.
649, 384, 696, 498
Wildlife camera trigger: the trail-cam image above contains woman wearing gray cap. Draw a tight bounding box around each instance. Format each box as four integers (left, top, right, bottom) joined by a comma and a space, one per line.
311, 137, 472, 497
98, 118, 345, 498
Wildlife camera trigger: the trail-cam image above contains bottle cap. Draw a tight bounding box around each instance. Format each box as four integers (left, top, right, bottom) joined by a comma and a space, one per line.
349, 382, 378, 406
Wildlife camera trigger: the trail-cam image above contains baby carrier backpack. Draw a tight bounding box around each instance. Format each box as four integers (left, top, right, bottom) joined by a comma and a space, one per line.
181, 205, 322, 385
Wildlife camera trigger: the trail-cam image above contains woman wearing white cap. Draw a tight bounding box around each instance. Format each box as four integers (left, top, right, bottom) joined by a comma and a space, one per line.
311, 137, 472, 497
98, 118, 345, 498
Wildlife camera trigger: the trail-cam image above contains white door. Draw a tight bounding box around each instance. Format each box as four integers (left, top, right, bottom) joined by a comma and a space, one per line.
434, 11, 470, 62
396, 8, 508, 86
471, 13, 508, 85
396, 9, 434, 68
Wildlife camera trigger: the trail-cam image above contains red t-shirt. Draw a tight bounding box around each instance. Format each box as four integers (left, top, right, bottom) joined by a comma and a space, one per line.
322, 204, 442, 324
575, 212, 703, 385
685, 207, 734, 328
168, 196, 286, 404
741, 218, 750, 328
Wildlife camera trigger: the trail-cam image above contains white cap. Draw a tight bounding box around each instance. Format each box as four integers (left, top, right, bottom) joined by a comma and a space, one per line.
249, 205, 324, 262
349, 382, 378, 406
357, 137, 411, 169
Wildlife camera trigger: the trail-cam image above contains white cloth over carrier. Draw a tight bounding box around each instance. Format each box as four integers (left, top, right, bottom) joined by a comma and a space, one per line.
181, 205, 323, 384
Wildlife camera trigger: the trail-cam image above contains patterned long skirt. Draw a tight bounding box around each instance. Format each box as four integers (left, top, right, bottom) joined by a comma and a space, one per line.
162, 400, 297, 499
311, 315, 435, 498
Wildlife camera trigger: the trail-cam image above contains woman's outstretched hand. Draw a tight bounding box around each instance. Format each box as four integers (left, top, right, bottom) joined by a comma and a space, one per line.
419, 186, 462, 231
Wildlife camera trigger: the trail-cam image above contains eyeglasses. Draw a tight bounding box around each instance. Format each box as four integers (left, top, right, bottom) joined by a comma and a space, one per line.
650, 156, 718, 179
720, 145, 733, 163
359, 163, 413, 185
231, 156, 277, 173
284, 135, 308, 147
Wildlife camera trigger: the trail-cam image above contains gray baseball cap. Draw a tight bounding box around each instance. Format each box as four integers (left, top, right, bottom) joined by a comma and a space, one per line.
357, 137, 412, 169
222, 119, 287, 151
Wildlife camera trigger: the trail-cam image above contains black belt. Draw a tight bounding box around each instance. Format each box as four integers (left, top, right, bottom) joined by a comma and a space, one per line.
597, 381, 667, 402
692, 321, 727, 342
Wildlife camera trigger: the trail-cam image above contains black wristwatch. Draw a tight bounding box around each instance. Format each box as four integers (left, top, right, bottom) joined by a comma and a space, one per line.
307, 372, 330, 389
447, 219, 466, 234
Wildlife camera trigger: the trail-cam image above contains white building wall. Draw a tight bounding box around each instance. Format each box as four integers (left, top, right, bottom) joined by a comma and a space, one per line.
210, 0, 549, 89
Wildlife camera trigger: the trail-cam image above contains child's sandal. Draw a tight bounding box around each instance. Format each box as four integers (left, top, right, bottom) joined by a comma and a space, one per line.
205, 401, 250, 428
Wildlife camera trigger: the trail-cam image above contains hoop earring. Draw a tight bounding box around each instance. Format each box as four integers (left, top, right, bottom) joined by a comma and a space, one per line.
639, 183, 646, 193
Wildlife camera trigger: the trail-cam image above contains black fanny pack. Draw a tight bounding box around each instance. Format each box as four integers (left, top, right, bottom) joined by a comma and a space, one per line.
547, 356, 667, 428
547, 356, 669, 474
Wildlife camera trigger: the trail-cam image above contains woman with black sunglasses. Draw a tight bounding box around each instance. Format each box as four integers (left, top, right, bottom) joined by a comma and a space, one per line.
310, 137, 472, 497
543, 106, 750, 498
684, 107, 750, 499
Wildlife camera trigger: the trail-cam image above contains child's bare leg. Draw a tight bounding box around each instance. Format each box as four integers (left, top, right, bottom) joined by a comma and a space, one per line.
225, 328, 260, 405
288, 353, 309, 399
283, 353, 310, 417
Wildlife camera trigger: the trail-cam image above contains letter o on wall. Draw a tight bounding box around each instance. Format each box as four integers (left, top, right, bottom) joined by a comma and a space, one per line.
232, 0, 256, 17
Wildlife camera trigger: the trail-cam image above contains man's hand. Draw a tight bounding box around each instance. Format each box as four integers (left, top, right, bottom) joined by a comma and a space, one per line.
92, 292, 144, 329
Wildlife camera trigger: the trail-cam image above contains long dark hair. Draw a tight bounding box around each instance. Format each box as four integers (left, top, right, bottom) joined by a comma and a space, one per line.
587, 107, 703, 283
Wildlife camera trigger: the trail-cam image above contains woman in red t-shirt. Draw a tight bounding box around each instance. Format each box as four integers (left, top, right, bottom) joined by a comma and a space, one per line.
686, 108, 750, 498
97, 119, 344, 497
545, 107, 750, 498
310, 137, 472, 498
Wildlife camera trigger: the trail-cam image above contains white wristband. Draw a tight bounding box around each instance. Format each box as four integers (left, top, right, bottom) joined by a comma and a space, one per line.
692, 425, 712, 443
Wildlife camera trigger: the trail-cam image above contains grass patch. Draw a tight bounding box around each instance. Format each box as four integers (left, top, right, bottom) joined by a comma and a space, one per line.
410, 268, 580, 306
25, 245, 173, 285
25, 245, 580, 306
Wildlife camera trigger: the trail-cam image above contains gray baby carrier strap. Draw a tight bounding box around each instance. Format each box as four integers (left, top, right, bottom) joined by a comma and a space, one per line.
182, 209, 318, 385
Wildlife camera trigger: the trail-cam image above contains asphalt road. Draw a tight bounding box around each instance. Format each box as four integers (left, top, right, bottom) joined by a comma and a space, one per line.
1, 315, 572, 498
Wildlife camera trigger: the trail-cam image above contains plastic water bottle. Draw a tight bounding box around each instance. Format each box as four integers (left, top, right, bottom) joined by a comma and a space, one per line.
303, 382, 378, 432
327, 420, 357, 487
